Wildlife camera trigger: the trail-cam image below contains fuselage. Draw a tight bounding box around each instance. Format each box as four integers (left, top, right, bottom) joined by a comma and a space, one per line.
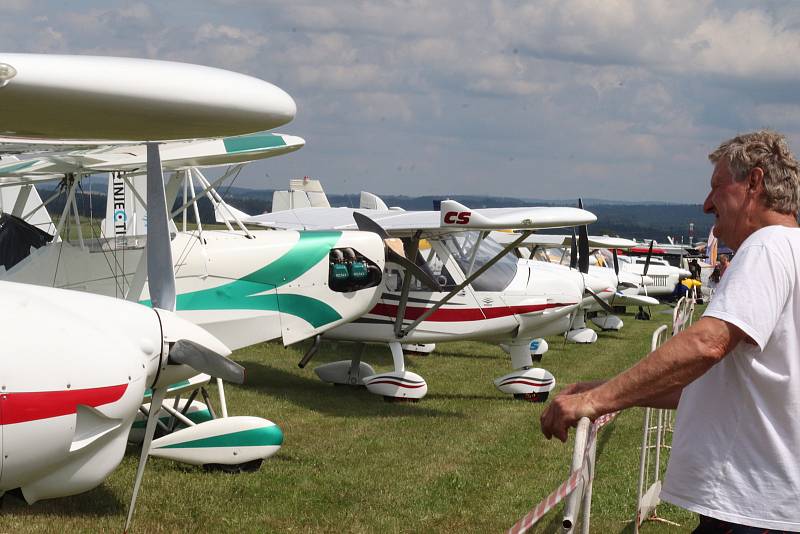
1, 229, 384, 348
327, 234, 585, 344
0, 281, 160, 502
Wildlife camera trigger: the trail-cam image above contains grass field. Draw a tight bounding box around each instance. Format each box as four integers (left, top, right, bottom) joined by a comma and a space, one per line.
0, 306, 699, 533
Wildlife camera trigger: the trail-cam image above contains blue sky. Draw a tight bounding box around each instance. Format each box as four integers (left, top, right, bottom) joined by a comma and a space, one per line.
3, 1, 800, 203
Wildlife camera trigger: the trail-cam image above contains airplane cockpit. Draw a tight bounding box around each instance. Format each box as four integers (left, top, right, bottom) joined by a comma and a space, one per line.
385, 231, 519, 293
439, 231, 518, 292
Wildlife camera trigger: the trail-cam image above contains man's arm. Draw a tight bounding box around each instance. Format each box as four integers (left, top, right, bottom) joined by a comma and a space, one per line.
540, 316, 748, 442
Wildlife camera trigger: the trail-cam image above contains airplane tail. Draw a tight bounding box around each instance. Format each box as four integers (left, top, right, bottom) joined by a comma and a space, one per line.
359, 191, 389, 210
271, 177, 330, 212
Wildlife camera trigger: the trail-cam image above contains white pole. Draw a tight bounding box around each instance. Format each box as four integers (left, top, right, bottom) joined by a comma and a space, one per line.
562, 417, 590, 532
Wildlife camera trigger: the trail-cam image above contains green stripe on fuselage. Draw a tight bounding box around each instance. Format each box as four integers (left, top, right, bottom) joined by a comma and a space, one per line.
223, 133, 287, 154
159, 425, 284, 449
141, 231, 343, 327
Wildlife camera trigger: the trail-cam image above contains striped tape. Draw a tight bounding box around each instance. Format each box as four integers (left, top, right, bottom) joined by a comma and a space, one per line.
508, 411, 619, 534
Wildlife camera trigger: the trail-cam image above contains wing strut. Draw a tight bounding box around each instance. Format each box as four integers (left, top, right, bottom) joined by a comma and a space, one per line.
393, 232, 421, 338
397, 231, 533, 338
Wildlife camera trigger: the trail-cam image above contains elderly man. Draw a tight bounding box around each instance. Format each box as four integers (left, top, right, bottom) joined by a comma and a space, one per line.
540, 130, 800, 533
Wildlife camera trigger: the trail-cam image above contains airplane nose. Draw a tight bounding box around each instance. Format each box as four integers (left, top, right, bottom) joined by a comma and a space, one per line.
585, 273, 610, 295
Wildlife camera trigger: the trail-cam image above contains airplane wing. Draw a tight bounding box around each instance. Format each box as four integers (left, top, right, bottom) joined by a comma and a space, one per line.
492, 232, 638, 249
245, 200, 596, 238
0, 132, 304, 178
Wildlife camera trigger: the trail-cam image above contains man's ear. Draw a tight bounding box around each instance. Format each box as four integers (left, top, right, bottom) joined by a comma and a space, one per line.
748, 167, 764, 192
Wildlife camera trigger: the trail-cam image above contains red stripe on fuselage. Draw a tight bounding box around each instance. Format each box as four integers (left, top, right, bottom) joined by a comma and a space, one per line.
368, 302, 573, 322
0, 384, 128, 425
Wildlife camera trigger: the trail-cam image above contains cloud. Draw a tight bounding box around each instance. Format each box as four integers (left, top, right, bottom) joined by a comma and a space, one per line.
2, 1, 800, 204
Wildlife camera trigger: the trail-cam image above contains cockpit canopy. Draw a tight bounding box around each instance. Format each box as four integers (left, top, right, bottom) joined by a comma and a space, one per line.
439, 231, 518, 292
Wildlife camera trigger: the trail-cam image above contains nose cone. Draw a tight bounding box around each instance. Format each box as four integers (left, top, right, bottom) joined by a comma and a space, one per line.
585, 272, 612, 295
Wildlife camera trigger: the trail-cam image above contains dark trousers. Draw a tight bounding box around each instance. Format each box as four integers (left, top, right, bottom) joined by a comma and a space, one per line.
692, 515, 792, 534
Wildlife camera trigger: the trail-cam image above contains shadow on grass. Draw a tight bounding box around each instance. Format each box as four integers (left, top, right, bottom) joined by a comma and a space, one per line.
240, 361, 460, 418
0, 484, 123, 517
426, 392, 516, 402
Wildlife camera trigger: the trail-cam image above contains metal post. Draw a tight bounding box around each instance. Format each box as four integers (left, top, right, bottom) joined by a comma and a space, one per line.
580, 436, 597, 534
562, 417, 590, 532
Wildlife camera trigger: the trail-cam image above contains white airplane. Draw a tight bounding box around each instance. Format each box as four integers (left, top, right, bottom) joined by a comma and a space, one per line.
0, 137, 385, 352
244, 193, 607, 402
493, 232, 660, 342
616, 248, 692, 298
0, 52, 384, 530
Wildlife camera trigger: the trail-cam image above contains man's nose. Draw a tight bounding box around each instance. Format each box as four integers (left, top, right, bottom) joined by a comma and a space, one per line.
703, 192, 714, 214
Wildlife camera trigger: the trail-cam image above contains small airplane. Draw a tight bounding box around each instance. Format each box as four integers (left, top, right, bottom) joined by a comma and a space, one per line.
0, 52, 384, 531
244, 191, 606, 402
616, 246, 693, 298
493, 232, 660, 342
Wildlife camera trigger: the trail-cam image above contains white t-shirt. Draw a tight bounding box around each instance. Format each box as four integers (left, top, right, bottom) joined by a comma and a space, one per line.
661, 225, 800, 530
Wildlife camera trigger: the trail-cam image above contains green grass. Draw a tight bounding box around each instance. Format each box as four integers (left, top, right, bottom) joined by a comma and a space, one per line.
0, 306, 699, 533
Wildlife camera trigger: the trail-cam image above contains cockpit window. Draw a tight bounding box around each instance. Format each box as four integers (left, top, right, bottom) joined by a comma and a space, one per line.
441, 232, 518, 291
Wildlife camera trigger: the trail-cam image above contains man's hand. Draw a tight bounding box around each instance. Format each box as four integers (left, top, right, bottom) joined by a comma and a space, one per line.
557, 380, 605, 397
540, 389, 600, 442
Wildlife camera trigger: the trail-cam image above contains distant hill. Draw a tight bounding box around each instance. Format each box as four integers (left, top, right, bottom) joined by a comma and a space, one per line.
36, 184, 712, 244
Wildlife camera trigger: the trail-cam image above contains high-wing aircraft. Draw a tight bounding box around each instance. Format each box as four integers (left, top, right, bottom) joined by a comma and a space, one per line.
0, 52, 386, 530
0, 138, 385, 351
493, 232, 660, 342
244, 195, 603, 402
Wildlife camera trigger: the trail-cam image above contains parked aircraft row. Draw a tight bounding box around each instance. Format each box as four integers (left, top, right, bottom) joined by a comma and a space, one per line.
0, 52, 694, 530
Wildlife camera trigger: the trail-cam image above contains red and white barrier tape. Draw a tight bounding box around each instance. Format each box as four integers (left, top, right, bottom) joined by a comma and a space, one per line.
508, 411, 619, 534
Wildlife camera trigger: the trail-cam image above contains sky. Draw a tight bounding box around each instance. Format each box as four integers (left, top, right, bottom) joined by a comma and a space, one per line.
2, 1, 800, 203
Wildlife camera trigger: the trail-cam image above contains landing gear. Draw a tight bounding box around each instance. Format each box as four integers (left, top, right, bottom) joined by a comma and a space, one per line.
566, 311, 598, 343
315, 342, 428, 400
590, 313, 623, 331
635, 306, 651, 320
494, 339, 556, 400
203, 459, 263, 473
513, 391, 550, 403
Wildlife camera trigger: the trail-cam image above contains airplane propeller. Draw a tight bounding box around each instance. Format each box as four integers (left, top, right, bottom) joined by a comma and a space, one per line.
564, 199, 615, 343
125, 143, 242, 532
352, 211, 442, 292
642, 240, 654, 277
635, 240, 656, 321
569, 227, 578, 270
168, 339, 244, 383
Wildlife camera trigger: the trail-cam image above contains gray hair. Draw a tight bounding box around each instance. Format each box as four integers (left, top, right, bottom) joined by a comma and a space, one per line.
709, 130, 800, 215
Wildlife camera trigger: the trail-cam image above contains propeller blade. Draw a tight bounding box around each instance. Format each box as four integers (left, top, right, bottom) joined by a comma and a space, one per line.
353, 211, 441, 292
387, 249, 442, 292
584, 287, 616, 314
353, 211, 390, 239
612, 248, 619, 275
146, 143, 176, 311
576, 199, 590, 274
642, 240, 654, 277
569, 227, 578, 270
578, 227, 589, 274
168, 339, 245, 384
124, 387, 166, 533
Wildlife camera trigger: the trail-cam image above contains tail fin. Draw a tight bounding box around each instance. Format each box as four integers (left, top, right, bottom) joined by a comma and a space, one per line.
272, 177, 330, 212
